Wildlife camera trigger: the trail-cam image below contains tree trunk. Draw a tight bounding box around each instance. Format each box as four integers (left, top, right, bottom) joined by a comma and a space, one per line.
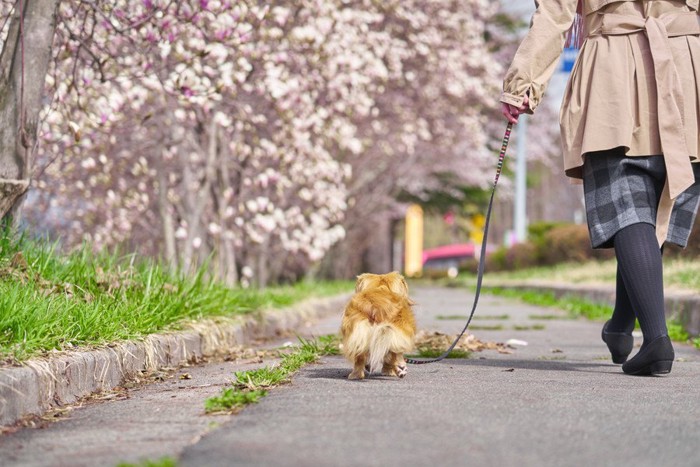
181, 119, 218, 274
214, 133, 238, 285
0, 0, 59, 223
158, 167, 177, 269
255, 238, 270, 288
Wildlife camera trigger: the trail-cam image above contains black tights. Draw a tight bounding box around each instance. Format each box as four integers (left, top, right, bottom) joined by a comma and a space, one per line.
607, 223, 667, 344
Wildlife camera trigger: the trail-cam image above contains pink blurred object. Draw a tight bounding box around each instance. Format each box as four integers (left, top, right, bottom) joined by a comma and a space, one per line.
422, 243, 475, 264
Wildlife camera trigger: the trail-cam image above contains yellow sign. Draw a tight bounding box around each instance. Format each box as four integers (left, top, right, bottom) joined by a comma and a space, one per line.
470, 214, 485, 245
405, 204, 424, 277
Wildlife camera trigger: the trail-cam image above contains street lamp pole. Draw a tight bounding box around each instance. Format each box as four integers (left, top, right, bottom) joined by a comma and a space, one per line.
514, 115, 528, 243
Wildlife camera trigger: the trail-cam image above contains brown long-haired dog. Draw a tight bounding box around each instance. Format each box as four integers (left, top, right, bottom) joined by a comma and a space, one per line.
340, 272, 417, 380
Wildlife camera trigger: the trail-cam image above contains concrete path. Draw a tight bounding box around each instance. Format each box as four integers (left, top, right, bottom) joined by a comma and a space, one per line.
1, 286, 699, 467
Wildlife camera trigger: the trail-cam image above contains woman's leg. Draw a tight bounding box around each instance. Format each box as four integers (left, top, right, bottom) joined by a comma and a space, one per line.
601, 265, 636, 363
583, 151, 674, 373
607, 265, 636, 334
613, 222, 667, 344
615, 222, 674, 375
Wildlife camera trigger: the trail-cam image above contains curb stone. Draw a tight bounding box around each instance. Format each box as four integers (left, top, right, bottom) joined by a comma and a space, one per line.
0, 293, 350, 427
492, 282, 700, 336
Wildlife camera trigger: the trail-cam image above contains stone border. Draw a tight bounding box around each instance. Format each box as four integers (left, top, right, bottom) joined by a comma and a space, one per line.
0, 294, 349, 427
492, 282, 700, 336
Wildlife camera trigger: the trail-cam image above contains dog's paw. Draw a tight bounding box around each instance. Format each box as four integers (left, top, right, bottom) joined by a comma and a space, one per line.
348, 370, 365, 380
397, 363, 407, 378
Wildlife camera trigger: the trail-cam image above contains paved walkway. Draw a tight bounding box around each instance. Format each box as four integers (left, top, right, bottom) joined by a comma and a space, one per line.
1, 286, 699, 466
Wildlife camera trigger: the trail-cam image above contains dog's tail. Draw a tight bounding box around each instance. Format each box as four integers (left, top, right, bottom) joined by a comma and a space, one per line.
367, 324, 413, 374
345, 321, 413, 374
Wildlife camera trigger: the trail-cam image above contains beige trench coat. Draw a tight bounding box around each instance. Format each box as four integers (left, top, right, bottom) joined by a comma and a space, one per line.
500, 0, 700, 244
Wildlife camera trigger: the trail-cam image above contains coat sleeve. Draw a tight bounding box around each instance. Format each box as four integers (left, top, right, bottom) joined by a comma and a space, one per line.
500, 0, 579, 113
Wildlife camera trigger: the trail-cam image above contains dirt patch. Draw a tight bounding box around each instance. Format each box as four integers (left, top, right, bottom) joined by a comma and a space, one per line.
414, 330, 513, 354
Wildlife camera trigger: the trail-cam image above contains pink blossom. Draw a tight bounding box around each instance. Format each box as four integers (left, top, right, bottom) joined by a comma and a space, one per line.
31, 0, 508, 287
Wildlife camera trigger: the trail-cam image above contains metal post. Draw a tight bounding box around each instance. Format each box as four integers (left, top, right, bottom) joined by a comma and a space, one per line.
404, 204, 424, 277
514, 116, 528, 243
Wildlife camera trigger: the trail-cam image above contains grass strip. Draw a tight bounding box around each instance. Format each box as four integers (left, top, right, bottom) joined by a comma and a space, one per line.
513, 324, 546, 331
205, 335, 339, 414
472, 314, 510, 320
486, 287, 700, 347
483, 287, 612, 321
204, 389, 268, 413
528, 314, 569, 320
436, 314, 468, 321
667, 321, 690, 343
0, 234, 351, 363
468, 324, 504, 331
116, 457, 178, 467
434, 313, 510, 321
432, 313, 512, 321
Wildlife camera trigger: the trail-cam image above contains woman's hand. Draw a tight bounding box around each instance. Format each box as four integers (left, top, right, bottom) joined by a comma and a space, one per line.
501, 95, 530, 124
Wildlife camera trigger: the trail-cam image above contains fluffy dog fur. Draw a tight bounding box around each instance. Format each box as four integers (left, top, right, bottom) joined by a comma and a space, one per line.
340, 272, 417, 380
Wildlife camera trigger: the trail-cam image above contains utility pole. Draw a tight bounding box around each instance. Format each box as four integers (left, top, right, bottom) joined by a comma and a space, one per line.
514, 115, 528, 243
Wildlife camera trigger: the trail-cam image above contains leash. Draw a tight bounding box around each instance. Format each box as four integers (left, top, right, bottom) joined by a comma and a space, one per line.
406, 122, 513, 364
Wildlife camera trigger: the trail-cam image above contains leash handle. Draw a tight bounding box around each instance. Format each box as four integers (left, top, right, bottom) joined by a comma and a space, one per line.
406, 122, 514, 365
494, 122, 513, 186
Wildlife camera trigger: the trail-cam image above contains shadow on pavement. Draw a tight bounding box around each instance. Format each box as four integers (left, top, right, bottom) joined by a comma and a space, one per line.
304, 366, 420, 381
304, 367, 350, 380
439, 357, 621, 374
304, 356, 624, 378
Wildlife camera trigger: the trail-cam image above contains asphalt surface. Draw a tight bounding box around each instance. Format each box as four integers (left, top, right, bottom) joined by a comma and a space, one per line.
1, 285, 699, 467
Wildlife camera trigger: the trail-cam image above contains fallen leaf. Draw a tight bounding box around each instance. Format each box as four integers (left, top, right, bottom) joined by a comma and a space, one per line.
414, 331, 510, 354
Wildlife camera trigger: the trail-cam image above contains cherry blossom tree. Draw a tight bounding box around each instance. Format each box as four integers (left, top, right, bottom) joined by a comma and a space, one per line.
0, 0, 59, 222
7, 0, 512, 285
322, 0, 505, 277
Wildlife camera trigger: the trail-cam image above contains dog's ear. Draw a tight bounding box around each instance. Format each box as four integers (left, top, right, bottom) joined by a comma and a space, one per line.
383, 271, 409, 296
398, 275, 409, 297
355, 273, 371, 292
391, 273, 409, 298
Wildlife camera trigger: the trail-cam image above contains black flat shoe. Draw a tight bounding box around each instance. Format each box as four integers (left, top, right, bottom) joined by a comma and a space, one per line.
601, 320, 634, 364
622, 335, 674, 376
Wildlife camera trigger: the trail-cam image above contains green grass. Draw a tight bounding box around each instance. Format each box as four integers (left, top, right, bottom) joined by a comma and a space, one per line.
481, 260, 616, 285
480, 257, 700, 293
436, 314, 510, 321
0, 234, 351, 362
513, 324, 546, 331
483, 287, 612, 321
116, 457, 177, 467
204, 388, 268, 413
436, 314, 468, 320
205, 336, 338, 413
667, 321, 690, 343
468, 324, 505, 331
484, 287, 699, 347
472, 314, 510, 320
528, 314, 569, 320
314, 334, 342, 356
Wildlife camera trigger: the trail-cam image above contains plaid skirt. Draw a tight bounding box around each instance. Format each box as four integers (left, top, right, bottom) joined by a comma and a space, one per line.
583, 150, 700, 249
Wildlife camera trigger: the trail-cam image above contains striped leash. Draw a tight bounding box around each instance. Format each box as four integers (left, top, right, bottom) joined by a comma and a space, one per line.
406, 122, 514, 364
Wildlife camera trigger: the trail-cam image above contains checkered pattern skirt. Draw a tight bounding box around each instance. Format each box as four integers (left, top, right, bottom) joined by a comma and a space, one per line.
583, 150, 700, 249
